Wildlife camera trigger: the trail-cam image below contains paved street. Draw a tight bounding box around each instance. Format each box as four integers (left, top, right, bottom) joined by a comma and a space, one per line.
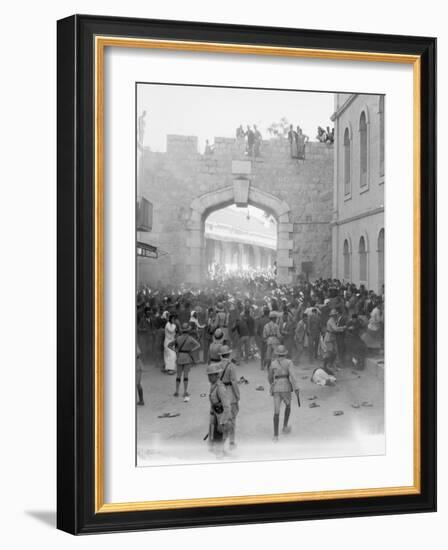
137, 356, 384, 466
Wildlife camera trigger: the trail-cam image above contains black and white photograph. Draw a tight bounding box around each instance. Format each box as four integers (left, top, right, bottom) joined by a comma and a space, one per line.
135, 84, 385, 466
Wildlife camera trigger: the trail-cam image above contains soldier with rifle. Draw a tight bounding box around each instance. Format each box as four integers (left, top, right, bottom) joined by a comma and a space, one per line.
217, 345, 240, 449
205, 363, 232, 458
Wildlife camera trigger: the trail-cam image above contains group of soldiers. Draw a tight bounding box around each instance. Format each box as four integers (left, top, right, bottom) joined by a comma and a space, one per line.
204, 335, 300, 455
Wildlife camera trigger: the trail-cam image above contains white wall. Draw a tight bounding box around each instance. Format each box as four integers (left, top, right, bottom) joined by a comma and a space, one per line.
0, 1, 444, 549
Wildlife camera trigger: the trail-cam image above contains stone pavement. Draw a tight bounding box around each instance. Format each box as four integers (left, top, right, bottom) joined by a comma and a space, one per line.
137, 356, 384, 466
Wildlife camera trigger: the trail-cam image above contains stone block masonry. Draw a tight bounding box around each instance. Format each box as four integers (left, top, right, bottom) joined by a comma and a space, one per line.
137, 135, 334, 285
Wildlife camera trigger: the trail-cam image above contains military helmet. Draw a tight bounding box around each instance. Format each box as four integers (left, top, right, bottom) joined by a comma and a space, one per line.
275, 345, 288, 356
206, 364, 222, 376
219, 345, 232, 356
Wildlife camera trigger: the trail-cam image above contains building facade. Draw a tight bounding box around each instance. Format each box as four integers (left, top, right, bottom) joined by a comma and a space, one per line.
331, 93, 385, 292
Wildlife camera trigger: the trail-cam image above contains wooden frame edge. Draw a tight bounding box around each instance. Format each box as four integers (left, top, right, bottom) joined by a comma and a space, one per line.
93, 36, 423, 514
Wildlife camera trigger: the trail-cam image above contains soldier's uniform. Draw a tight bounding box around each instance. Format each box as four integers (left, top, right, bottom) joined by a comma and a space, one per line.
263, 314, 281, 368
208, 329, 224, 363
268, 345, 300, 440
207, 364, 232, 456
217, 347, 240, 447
136, 344, 144, 405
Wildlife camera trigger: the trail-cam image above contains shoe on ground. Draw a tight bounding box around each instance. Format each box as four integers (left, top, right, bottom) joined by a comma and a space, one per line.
183, 392, 190, 398
273, 435, 279, 443
229, 442, 237, 449
137, 400, 145, 406
282, 426, 292, 434
173, 392, 179, 397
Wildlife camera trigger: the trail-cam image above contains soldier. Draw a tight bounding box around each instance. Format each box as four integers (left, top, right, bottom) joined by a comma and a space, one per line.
168, 322, 200, 401
217, 345, 240, 449
136, 343, 145, 406
263, 311, 281, 369
208, 328, 224, 364
256, 306, 271, 370
323, 308, 346, 374
206, 363, 232, 458
268, 345, 300, 441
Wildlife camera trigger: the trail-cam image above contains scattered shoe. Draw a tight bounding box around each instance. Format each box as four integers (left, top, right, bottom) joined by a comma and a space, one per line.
308, 395, 318, 401
255, 385, 265, 391
158, 412, 180, 418
351, 403, 361, 409
361, 401, 373, 407
200, 393, 207, 398
309, 402, 320, 408
333, 410, 344, 416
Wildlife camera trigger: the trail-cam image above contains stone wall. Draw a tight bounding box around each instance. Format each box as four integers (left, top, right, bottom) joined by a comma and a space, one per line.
137, 135, 333, 286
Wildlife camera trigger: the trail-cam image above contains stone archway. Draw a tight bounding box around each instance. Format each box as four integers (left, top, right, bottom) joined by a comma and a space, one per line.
186, 182, 293, 284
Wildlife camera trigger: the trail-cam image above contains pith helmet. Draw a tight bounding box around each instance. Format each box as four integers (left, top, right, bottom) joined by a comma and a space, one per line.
269, 311, 277, 318
181, 322, 191, 332
329, 308, 338, 317
206, 364, 222, 376
214, 328, 224, 339
275, 345, 288, 356
219, 345, 232, 356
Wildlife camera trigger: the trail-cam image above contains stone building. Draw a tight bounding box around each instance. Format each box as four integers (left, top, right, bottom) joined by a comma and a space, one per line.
137, 135, 334, 286
331, 93, 385, 292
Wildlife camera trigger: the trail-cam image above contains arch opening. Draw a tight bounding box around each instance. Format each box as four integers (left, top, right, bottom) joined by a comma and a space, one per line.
187, 184, 292, 284
205, 204, 278, 276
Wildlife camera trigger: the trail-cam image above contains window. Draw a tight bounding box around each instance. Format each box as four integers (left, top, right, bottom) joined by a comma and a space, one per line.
343, 239, 351, 280
378, 229, 385, 291
359, 236, 367, 282
359, 111, 368, 187
379, 96, 385, 178
343, 128, 351, 195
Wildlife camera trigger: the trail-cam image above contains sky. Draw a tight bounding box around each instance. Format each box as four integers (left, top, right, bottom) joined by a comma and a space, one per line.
137, 83, 335, 152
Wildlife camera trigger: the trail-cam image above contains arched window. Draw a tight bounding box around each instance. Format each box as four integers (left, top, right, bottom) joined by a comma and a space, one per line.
344, 128, 351, 195
378, 229, 385, 291
359, 236, 367, 282
379, 96, 385, 177
343, 239, 351, 280
359, 111, 368, 187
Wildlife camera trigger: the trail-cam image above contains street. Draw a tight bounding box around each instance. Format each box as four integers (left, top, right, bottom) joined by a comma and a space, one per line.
137, 356, 384, 466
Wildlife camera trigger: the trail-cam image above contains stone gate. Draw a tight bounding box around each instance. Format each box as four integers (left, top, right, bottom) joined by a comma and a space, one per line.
137, 135, 334, 286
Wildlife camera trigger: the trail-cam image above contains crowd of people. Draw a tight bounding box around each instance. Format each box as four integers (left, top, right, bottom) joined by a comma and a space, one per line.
288, 124, 309, 159
137, 272, 384, 377
316, 125, 335, 144
137, 271, 384, 452
236, 124, 263, 157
